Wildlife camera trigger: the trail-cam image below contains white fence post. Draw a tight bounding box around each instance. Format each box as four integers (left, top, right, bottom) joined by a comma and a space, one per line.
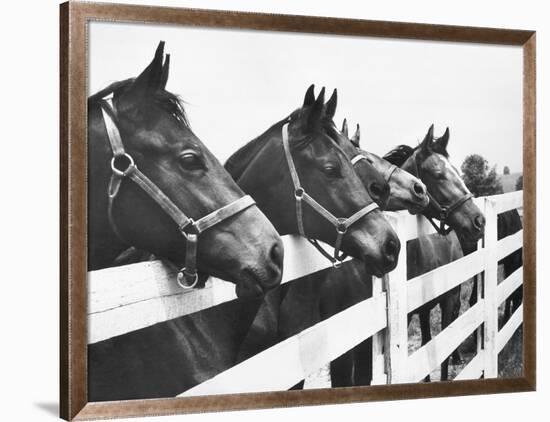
384, 213, 409, 383
483, 198, 499, 378
371, 275, 387, 385
475, 238, 484, 362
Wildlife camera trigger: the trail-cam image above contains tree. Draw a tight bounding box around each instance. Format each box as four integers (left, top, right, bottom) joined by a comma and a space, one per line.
503, 165, 510, 175
515, 175, 523, 191
460, 154, 503, 197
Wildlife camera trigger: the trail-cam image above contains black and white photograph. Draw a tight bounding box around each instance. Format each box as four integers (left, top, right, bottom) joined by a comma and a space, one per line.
86, 20, 525, 402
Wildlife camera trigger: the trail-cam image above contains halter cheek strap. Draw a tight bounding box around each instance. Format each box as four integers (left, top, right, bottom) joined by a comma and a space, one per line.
282, 123, 379, 268
101, 99, 255, 288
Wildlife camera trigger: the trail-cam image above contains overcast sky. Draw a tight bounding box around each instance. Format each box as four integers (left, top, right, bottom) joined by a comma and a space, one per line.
89, 21, 523, 173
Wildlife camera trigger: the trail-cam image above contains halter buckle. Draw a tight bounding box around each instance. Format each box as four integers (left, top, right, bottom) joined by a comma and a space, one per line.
336, 218, 348, 234
111, 153, 135, 177
180, 218, 200, 236
177, 268, 199, 289
332, 259, 343, 269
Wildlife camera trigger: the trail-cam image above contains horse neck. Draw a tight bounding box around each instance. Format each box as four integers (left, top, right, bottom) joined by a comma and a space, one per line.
407, 232, 461, 279
399, 151, 418, 178
87, 102, 129, 270
233, 130, 296, 235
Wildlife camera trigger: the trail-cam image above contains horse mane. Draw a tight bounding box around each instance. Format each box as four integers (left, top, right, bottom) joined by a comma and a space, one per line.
383, 137, 451, 167
88, 79, 190, 128
383, 145, 416, 166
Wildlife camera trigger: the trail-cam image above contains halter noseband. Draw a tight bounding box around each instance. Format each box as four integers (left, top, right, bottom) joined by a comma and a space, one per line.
101, 98, 256, 289
410, 151, 473, 235
282, 122, 379, 268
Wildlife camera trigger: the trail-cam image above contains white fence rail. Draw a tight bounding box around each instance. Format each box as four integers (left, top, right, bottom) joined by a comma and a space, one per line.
87, 190, 523, 394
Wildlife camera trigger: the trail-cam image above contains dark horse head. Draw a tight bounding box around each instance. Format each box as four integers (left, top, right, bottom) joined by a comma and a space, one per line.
88, 42, 283, 298
384, 124, 485, 242
324, 117, 391, 210
226, 85, 400, 276
341, 119, 429, 214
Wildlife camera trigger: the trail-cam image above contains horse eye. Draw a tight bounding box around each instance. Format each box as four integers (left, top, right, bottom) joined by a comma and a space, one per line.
323, 165, 341, 178
178, 152, 202, 170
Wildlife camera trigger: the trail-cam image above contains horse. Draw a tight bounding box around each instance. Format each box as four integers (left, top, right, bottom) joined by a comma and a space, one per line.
308, 120, 430, 388
342, 119, 429, 213
311, 125, 484, 385
225, 85, 399, 273
225, 85, 401, 363
88, 42, 284, 401
271, 118, 431, 388
88, 41, 283, 298
383, 124, 486, 381
316, 125, 485, 385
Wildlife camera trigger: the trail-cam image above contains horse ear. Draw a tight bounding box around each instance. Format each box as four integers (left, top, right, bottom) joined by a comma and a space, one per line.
303, 84, 315, 107
434, 127, 450, 154
121, 41, 166, 106
342, 119, 349, 137
159, 54, 170, 90
351, 124, 361, 147
420, 124, 434, 153
307, 87, 325, 129
325, 89, 337, 119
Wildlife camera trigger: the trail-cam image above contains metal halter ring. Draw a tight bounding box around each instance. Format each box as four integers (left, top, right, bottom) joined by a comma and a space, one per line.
295, 187, 305, 200
111, 153, 135, 177
176, 269, 199, 289
336, 218, 348, 234
332, 259, 344, 269
180, 218, 200, 236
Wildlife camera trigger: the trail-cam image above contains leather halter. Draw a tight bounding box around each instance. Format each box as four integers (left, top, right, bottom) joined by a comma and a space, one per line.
409, 151, 473, 235
351, 154, 398, 186
100, 99, 256, 289
282, 122, 379, 268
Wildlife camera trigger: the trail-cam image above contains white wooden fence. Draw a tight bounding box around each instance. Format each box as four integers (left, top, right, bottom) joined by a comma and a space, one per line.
87, 190, 523, 395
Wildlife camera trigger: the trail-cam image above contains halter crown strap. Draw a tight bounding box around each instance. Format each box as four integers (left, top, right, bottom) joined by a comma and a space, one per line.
384, 164, 398, 183
351, 154, 398, 184
350, 154, 365, 166
282, 122, 306, 236
281, 122, 379, 267
100, 99, 255, 288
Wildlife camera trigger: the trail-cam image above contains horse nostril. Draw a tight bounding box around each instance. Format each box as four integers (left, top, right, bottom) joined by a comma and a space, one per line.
270, 241, 284, 268
369, 182, 384, 202
384, 238, 399, 260
473, 214, 486, 231
413, 182, 425, 197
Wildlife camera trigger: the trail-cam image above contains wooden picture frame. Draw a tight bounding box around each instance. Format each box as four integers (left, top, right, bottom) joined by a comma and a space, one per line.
60, 1, 536, 420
